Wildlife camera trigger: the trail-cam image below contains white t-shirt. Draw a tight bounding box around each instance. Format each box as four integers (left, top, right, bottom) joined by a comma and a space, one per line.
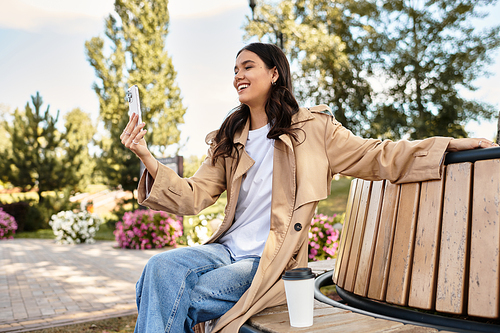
218, 123, 274, 260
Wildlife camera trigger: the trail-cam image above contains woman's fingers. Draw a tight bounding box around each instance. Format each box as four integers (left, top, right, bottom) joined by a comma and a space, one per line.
120, 113, 139, 142
124, 121, 146, 147
477, 138, 498, 148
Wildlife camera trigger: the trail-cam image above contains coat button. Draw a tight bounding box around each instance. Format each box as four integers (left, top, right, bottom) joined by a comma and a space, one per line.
294, 223, 302, 231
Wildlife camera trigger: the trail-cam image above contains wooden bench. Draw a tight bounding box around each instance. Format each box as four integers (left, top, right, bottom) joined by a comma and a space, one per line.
333, 147, 500, 319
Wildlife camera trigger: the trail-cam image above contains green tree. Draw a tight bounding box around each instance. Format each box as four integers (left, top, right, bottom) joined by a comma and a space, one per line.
371, 0, 500, 139
183, 155, 206, 178
2, 93, 83, 227
245, 0, 500, 140
0, 104, 10, 154
0, 104, 12, 186
85, 0, 186, 192
244, 0, 382, 133
2, 93, 82, 197
63, 108, 97, 192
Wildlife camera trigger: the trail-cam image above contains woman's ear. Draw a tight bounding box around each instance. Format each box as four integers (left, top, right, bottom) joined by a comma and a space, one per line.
272, 67, 279, 83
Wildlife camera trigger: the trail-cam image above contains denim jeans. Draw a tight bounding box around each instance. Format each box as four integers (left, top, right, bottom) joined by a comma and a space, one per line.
134, 243, 260, 333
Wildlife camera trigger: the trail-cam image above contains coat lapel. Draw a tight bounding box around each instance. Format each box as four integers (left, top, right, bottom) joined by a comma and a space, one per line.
259, 108, 314, 270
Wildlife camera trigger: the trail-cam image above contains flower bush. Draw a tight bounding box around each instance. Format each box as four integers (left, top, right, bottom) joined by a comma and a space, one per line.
186, 213, 222, 246
114, 209, 183, 249
308, 213, 344, 261
0, 208, 18, 239
49, 210, 102, 244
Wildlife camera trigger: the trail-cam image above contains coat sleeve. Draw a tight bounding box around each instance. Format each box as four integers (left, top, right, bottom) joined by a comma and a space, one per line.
137, 140, 227, 215
323, 115, 452, 184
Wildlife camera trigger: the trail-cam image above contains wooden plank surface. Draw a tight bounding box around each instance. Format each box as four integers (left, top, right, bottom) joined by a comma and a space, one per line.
469, 159, 500, 318
408, 177, 445, 310
336, 179, 364, 288
386, 182, 421, 306
435, 163, 472, 315
248, 301, 439, 332
354, 180, 385, 297
333, 178, 358, 284
343, 180, 372, 292
367, 181, 401, 301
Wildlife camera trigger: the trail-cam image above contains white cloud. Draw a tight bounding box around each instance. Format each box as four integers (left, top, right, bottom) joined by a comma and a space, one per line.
169, 0, 247, 19
20, 0, 114, 17
0, 0, 249, 34
0, 0, 113, 34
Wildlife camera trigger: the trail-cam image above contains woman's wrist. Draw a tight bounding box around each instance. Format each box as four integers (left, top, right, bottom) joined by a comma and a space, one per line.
140, 152, 158, 179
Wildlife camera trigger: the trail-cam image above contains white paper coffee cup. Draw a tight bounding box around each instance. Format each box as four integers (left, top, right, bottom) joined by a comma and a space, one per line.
282, 267, 315, 327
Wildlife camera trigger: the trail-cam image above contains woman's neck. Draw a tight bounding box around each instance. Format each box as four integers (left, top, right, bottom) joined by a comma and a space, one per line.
249, 106, 268, 130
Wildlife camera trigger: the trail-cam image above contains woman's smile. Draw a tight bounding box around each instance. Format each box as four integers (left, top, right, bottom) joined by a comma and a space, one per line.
237, 83, 250, 94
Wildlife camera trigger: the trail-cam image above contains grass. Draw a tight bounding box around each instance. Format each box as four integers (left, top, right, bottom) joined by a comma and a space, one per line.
14, 223, 117, 241
14, 229, 55, 239
317, 176, 353, 216
30, 315, 137, 333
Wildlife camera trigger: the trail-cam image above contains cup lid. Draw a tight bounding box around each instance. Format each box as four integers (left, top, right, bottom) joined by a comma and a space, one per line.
282, 267, 315, 280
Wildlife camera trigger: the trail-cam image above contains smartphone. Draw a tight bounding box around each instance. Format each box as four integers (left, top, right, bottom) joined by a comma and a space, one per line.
126, 85, 142, 126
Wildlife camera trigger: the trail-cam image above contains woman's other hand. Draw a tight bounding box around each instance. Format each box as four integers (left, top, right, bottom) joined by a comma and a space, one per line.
447, 138, 499, 152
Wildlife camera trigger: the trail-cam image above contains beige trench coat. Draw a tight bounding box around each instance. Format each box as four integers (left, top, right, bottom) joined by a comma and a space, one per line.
137, 105, 451, 332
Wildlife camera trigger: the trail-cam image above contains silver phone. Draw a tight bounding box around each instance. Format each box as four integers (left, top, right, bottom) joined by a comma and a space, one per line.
126, 85, 142, 126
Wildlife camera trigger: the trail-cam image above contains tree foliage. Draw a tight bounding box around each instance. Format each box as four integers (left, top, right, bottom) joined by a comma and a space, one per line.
245, 0, 382, 133
371, 0, 500, 140
244, 0, 500, 139
2, 93, 83, 201
85, 0, 186, 191
63, 108, 97, 191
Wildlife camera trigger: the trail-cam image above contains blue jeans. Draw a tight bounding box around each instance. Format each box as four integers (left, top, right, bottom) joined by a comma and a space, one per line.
134, 243, 260, 333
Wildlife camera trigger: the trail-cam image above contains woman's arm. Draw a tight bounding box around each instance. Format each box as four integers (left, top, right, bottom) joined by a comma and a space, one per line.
323, 115, 497, 184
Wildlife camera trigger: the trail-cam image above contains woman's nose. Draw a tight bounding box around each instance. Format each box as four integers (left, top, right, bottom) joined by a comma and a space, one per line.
234, 71, 244, 82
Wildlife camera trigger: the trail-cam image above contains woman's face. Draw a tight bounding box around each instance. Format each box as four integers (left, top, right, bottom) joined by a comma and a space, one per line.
233, 50, 278, 110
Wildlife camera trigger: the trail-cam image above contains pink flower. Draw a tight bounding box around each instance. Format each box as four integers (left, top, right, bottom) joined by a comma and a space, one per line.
114, 209, 183, 250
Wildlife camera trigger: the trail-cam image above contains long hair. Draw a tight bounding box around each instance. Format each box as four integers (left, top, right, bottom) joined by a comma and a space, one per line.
211, 43, 300, 164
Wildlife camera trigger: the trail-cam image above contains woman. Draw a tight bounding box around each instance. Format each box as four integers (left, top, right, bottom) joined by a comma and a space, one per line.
121, 43, 497, 333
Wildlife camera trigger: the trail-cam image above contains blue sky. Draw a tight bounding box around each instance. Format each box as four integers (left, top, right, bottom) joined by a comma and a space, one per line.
1, 0, 499, 157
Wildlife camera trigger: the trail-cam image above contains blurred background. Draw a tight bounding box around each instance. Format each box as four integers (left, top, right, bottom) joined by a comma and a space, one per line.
0, 0, 499, 247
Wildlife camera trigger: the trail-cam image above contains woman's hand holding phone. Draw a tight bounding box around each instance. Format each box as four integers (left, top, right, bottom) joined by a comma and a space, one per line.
120, 113, 158, 178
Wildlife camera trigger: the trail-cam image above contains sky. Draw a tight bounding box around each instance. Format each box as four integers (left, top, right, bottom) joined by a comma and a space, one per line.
1, 0, 500, 158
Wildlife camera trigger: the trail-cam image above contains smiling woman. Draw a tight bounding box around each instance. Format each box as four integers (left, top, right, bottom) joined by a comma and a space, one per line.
118, 42, 497, 333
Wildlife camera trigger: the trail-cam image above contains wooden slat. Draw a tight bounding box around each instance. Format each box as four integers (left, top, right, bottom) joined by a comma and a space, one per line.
469, 159, 500, 318
354, 180, 385, 297
367, 181, 401, 301
386, 182, 421, 306
343, 180, 372, 292
408, 177, 445, 309
435, 163, 472, 314
336, 179, 365, 288
333, 178, 358, 284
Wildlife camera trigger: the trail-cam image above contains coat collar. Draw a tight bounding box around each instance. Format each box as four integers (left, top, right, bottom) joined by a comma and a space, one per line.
232, 107, 316, 147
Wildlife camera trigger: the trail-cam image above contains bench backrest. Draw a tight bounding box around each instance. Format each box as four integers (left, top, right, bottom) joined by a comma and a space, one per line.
333, 147, 500, 319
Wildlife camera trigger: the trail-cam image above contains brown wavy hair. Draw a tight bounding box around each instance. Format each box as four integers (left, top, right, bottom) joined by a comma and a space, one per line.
211, 43, 300, 164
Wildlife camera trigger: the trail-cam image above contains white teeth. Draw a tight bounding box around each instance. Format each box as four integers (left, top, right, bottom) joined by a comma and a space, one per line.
238, 84, 249, 91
